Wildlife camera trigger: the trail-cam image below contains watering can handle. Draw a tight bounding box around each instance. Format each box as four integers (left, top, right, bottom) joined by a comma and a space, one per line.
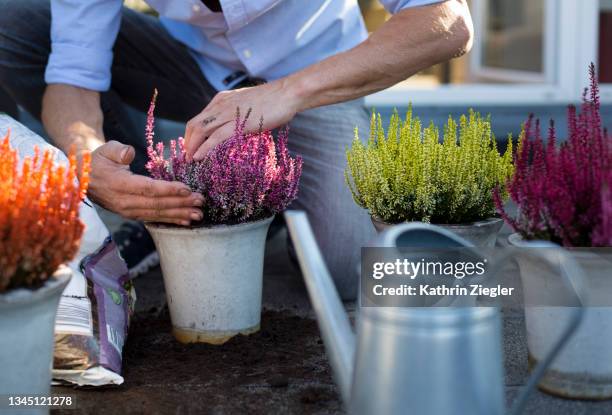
498, 246, 587, 415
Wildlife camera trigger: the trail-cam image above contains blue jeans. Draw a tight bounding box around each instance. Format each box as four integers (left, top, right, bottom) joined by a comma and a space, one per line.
0, 0, 375, 299
0, 0, 217, 175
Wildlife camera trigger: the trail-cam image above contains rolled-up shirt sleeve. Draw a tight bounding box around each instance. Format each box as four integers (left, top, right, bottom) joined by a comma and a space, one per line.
44, 0, 123, 91
379, 0, 447, 14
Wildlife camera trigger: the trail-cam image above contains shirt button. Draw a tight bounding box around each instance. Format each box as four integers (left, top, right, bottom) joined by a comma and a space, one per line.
192, 3, 201, 12
243, 49, 252, 58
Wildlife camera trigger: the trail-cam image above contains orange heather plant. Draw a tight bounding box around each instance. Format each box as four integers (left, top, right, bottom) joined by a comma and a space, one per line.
0, 131, 90, 292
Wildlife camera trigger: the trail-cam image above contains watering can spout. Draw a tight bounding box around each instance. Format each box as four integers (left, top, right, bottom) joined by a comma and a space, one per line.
285, 211, 355, 405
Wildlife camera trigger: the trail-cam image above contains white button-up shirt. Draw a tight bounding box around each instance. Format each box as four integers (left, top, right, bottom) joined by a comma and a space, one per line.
45, 0, 443, 92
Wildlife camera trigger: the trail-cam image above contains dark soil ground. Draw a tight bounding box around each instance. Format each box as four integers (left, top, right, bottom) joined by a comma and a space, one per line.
50, 227, 612, 415
53, 307, 341, 415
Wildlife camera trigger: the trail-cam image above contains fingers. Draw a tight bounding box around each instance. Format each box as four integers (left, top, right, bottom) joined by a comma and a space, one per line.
124, 207, 203, 225
121, 145, 135, 165
120, 194, 203, 211
118, 174, 193, 197
185, 112, 224, 143
110, 173, 205, 223
193, 122, 235, 161
97, 140, 135, 165
185, 91, 238, 160
113, 174, 204, 222
112, 184, 203, 223
184, 121, 206, 161
90, 143, 207, 224
185, 118, 231, 161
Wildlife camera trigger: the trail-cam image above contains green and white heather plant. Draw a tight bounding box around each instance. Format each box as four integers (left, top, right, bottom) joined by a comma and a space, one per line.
346, 107, 514, 224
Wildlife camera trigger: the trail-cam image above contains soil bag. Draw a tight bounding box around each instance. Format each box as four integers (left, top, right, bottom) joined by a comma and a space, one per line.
0, 115, 135, 386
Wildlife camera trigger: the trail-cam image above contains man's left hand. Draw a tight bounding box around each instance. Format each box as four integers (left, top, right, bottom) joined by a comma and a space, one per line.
184, 78, 302, 161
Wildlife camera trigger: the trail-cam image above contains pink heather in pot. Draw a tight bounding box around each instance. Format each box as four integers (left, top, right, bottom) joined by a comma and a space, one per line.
495, 64, 611, 247
145, 90, 302, 225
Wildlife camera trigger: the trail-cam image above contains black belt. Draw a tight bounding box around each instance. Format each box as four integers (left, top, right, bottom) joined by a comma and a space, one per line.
200, 0, 222, 13
223, 71, 266, 89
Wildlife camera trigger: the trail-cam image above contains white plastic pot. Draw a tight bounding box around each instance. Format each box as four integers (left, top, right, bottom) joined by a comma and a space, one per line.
509, 233, 612, 399
0, 267, 71, 415
146, 216, 273, 345
372, 216, 503, 247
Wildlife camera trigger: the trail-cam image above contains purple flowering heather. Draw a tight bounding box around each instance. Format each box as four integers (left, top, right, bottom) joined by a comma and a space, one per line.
145, 90, 302, 225
495, 64, 611, 247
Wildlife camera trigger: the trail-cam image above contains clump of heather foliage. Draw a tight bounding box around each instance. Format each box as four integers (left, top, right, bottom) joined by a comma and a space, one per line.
145, 91, 302, 225
346, 107, 514, 224
495, 64, 611, 247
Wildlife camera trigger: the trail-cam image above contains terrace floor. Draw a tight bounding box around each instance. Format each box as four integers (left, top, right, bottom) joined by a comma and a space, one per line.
9, 105, 610, 415
50, 211, 612, 415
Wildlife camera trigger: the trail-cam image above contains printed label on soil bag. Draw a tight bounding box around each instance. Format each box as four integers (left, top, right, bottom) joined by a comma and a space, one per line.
81, 236, 134, 376
56, 297, 93, 336
53, 235, 134, 386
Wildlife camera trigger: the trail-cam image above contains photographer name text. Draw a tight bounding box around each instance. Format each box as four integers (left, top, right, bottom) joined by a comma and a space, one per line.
370, 259, 514, 298
372, 284, 514, 298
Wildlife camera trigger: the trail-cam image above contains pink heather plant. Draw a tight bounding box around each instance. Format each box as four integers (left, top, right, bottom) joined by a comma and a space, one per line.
495, 64, 611, 247
145, 90, 302, 225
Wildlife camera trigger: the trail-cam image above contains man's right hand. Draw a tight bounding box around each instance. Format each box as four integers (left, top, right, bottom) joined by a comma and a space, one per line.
88, 141, 204, 226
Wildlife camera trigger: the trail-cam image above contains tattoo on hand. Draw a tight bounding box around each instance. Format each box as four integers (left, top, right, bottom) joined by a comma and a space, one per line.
202, 116, 217, 126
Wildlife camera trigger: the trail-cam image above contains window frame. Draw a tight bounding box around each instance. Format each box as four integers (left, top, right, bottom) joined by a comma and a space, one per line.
597, 0, 612, 101
365, 0, 612, 107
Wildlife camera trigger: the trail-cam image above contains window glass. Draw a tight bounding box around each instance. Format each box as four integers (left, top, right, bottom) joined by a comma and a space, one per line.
358, 0, 548, 86
482, 0, 544, 73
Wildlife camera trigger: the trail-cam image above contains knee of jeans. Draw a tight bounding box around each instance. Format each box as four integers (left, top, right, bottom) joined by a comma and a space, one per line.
325, 254, 359, 301
0, 0, 45, 25
0, 0, 50, 71
335, 275, 358, 301
288, 233, 358, 300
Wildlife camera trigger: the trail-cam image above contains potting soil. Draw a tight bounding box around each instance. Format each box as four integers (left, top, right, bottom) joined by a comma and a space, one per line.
52, 308, 342, 414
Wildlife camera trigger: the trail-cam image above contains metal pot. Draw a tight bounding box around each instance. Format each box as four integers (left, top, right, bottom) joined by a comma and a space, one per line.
371, 216, 504, 247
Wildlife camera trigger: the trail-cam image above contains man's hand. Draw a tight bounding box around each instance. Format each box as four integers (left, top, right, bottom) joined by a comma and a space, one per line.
88, 141, 204, 226
184, 79, 302, 161
42, 85, 204, 225
183, 1, 472, 160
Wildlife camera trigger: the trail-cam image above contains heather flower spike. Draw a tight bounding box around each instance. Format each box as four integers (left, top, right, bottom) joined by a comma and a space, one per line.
495, 64, 611, 247
145, 91, 302, 225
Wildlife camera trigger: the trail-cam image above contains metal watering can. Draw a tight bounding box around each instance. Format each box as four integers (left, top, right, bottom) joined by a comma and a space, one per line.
284, 211, 587, 415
